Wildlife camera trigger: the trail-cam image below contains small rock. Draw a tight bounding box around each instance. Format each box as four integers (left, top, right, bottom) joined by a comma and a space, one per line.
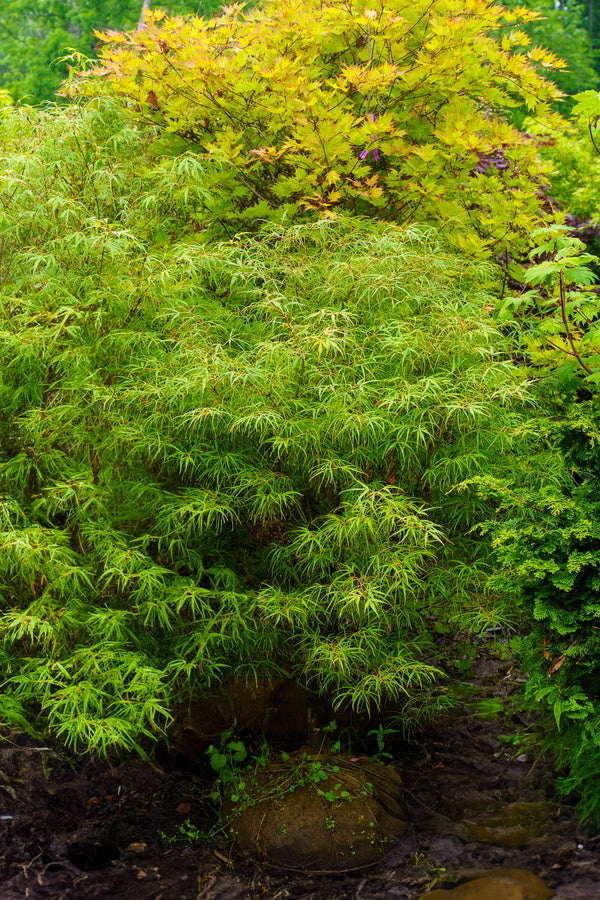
125, 842, 147, 855
422, 867, 554, 900
428, 835, 464, 867
456, 800, 555, 847
226, 753, 407, 873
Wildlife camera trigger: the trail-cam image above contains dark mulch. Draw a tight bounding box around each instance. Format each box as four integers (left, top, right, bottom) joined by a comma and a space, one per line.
2, 653, 600, 899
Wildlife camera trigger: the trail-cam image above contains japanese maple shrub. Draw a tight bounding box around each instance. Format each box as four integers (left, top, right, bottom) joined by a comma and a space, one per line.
0, 102, 532, 753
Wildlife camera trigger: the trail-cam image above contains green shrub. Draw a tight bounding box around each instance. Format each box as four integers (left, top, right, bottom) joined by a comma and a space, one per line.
65, 0, 563, 257
476, 404, 600, 825
0, 102, 535, 754
532, 89, 600, 246
540, 123, 600, 223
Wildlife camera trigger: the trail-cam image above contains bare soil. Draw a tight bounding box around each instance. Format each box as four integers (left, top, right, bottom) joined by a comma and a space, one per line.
2, 648, 600, 899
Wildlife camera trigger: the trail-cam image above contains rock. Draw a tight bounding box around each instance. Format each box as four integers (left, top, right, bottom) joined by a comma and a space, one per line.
422, 867, 555, 900
172, 677, 308, 759
442, 796, 555, 847
463, 801, 554, 847
225, 753, 407, 873
125, 842, 147, 855
427, 835, 465, 867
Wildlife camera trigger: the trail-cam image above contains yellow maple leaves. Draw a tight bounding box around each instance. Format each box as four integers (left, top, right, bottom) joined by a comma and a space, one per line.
67, 0, 565, 255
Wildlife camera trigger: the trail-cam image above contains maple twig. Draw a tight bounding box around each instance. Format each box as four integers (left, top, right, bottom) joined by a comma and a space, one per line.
588, 117, 600, 156
560, 273, 593, 376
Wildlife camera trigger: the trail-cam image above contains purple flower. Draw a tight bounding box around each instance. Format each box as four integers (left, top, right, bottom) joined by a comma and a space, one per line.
360, 113, 380, 162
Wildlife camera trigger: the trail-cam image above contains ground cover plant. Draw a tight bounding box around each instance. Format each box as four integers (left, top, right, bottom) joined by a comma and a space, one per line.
0, 98, 543, 756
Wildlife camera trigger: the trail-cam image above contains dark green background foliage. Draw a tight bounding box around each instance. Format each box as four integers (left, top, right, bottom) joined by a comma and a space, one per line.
0, 102, 531, 752
0, 0, 222, 105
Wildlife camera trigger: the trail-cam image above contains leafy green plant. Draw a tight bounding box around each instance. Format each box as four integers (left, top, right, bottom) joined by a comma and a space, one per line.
208, 739, 248, 773
0, 100, 539, 754
160, 816, 209, 844
474, 402, 600, 825
206, 732, 250, 803
497, 222, 600, 391
367, 723, 398, 761
223, 749, 371, 821
66, 0, 564, 257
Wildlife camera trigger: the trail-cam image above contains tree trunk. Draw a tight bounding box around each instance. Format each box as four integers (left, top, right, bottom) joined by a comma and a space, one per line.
137, 0, 152, 31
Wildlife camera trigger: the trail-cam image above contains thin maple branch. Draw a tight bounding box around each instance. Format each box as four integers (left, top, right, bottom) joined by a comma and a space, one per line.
588, 117, 600, 156
560, 273, 593, 376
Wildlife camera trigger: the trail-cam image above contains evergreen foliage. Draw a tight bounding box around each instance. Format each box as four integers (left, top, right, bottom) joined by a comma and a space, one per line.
0, 102, 532, 753
473, 117, 600, 824
65, 0, 564, 257
476, 405, 600, 825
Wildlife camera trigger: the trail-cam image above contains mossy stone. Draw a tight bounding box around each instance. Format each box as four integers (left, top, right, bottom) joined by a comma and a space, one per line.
224, 754, 407, 873
422, 867, 554, 900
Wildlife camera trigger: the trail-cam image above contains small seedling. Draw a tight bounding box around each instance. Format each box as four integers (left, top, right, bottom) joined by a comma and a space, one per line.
367, 723, 399, 760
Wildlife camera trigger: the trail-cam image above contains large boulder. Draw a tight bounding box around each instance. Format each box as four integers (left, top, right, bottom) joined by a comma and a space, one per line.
224, 752, 407, 873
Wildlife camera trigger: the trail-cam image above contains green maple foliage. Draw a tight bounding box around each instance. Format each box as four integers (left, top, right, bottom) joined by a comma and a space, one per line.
497, 223, 600, 391
0, 101, 534, 753
65, 0, 564, 256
